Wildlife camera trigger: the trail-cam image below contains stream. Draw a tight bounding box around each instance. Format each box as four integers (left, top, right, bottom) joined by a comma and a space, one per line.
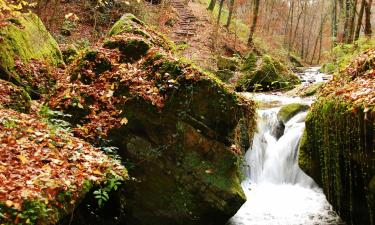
228, 68, 344, 225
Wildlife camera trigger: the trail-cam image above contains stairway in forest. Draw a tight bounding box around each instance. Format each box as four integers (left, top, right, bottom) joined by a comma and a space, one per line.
171, 0, 197, 43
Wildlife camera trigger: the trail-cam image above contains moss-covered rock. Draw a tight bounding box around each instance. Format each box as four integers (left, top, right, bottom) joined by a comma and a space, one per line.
108, 13, 174, 51
0, 13, 63, 95
217, 56, 239, 71
215, 69, 235, 82
61, 45, 79, 65
277, 103, 309, 124
299, 50, 375, 225
237, 54, 300, 92
50, 14, 257, 225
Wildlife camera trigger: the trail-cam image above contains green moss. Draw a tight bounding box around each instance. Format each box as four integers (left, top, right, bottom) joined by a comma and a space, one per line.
299, 98, 374, 225
215, 69, 234, 82
241, 52, 258, 71
237, 54, 300, 91
104, 39, 150, 62
277, 103, 309, 124
108, 13, 145, 36
321, 38, 375, 74
0, 13, 63, 83
217, 56, 239, 71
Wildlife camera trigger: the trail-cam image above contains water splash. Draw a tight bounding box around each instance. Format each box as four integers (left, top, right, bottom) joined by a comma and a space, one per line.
229, 107, 343, 225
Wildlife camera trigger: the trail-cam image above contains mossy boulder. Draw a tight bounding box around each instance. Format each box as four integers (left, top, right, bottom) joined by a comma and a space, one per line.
237, 54, 300, 92
0, 79, 31, 113
217, 56, 239, 71
108, 13, 173, 51
50, 14, 257, 225
61, 45, 79, 65
0, 12, 63, 95
215, 69, 235, 82
298, 50, 375, 225
277, 103, 309, 124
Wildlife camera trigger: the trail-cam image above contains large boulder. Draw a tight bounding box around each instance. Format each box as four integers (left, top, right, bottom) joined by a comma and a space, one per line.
237, 54, 300, 91
0, 12, 63, 96
50, 14, 256, 225
299, 50, 375, 225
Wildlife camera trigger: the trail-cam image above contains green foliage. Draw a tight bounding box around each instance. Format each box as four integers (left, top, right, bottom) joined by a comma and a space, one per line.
39, 104, 72, 131
93, 174, 123, 208
322, 38, 375, 74
75, 38, 92, 50
0, 200, 51, 225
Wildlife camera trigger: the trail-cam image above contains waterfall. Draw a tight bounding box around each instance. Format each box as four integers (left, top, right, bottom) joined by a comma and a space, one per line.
229, 104, 343, 225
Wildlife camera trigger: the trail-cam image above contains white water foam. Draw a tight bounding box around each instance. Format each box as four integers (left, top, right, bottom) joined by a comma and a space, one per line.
228, 108, 343, 225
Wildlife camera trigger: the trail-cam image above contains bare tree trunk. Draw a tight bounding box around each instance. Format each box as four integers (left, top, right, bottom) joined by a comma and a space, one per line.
364, 0, 372, 37
248, 0, 260, 46
305, 14, 316, 59
208, 0, 217, 11
292, 3, 303, 49
284, 0, 292, 46
217, 0, 225, 24
348, 0, 358, 43
301, 0, 308, 58
354, 0, 365, 40
311, 14, 327, 64
332, 0, 338, 46
266, 0, 276, 33
343, 0, 351, 42
288, 0, 295, 51
226, 0, 235, 29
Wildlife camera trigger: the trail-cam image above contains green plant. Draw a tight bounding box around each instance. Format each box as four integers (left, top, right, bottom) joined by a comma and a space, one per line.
39, 104, 72, 130
1, 117, 17, 128
93, 175, 123, 207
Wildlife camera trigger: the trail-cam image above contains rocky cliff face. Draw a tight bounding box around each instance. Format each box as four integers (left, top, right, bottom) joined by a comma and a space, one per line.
48, 14, 256, 225
299, 50, 375, 225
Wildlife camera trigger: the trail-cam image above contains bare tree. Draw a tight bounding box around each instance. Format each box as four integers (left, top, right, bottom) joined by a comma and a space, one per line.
208, 0, 217, 11
248, 0, 260, 46
226, 0, 235, 29
217, 0, 225, 24
364, 0, 372, 37
354, 0, 365, 40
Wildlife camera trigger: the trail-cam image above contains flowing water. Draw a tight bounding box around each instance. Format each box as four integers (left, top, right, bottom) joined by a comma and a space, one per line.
229, 68, 343, 225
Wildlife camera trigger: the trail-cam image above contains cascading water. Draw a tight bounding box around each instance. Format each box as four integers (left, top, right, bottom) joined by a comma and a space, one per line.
229, 94, 343, 225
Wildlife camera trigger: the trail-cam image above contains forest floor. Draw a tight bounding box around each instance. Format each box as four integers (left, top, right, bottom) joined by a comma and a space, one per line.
168, 0, 248, 70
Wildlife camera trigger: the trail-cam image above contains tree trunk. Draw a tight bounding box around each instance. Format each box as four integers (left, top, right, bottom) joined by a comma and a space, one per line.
226, 0, 235, 29
354, 0, 365, 40
332, 0, 338, 46
311, 14, 326, 64
364, 0, 372, 37
301, 0, 308, 58
288, 0, 295, 51
348, 0, 358, 43
217, 0, 225, 24
248, 0, 260, 46
208, 0, 217, 11
343, 0, 351, 42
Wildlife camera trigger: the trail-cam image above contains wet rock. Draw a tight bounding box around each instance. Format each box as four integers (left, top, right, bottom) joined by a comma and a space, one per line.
50, 14, 257, 225
299, 50, 375, 225
277, 103, 309, 124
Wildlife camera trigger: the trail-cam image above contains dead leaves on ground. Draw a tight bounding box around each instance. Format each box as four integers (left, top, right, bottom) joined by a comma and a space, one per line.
0, 109, 127, 213
320, 49, 375, 109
